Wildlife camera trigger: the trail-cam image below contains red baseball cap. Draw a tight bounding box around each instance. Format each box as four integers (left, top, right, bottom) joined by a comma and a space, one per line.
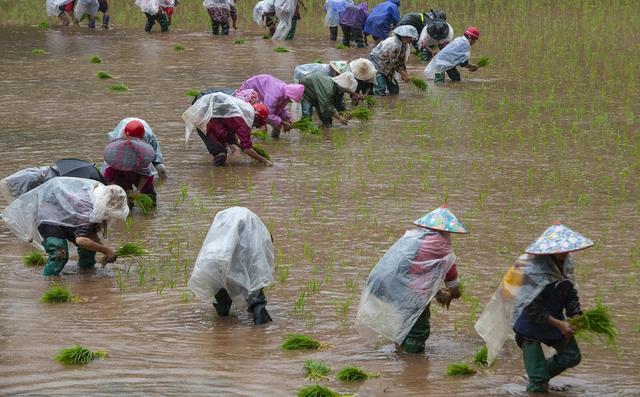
124, 120, 145, 139
464, 26, 480, 40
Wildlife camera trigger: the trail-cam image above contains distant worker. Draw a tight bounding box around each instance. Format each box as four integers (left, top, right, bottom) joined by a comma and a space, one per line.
135, 0, 169, 32
339, 1, 369, 48
363, 0, 400, 44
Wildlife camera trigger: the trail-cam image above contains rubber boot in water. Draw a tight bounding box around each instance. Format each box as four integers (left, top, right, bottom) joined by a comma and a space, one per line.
88, 16, 96, 29
213, 288, 232, 317
434, 73, 445, 83
252, 303, 272, 325
102, 14, 110, 29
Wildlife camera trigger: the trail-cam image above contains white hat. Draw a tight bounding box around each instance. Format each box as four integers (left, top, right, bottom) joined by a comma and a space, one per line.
393, 25, 418, 41
329, 60, 348, 74
332, 72, 358, 94
349, 58, 376, 83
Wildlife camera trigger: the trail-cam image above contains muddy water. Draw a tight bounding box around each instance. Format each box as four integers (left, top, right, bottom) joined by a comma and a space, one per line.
1, 9, 640, 396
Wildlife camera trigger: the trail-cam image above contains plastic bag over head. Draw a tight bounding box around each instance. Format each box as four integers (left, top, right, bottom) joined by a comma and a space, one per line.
181, 92, 255, 143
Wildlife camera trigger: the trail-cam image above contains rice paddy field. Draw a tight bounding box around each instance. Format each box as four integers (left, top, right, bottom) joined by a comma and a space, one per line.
0, 0, 639, 395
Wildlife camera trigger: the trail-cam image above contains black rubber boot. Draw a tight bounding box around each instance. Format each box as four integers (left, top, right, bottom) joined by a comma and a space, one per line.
213, 288, 232, 317
252, 304, 272, 325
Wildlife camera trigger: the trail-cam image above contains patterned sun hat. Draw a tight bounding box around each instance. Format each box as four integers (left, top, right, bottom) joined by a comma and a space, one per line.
103, 138, 155, 172
525, 222, 594, 255
413, 205, 468, 234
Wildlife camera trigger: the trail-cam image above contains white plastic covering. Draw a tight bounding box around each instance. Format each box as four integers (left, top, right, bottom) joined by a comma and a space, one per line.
181, 92, 255, 143
424, 36, 470, 79
74, 0, 99, 18
0, 177, 128, 248
0, 166, 58, 203
293, 63, 331, 83
272, 0, 296, 40
187, 207, 275, 309
204, 0, 229, 10
109, 117, 164, 165
474, 254, 576, 365
355, 228, 456, 344
160, 0, 176, 6
419, 22, 453, 49
135, 0, 160, 14
262, 0, 275, 13
253, 1, 266, 26
46, 0, 74, 16
324, 0, 351, 27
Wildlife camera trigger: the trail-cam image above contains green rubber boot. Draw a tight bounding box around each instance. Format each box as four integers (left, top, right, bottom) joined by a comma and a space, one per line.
42, 237, 69, 276
77, 247, 97, 270
401, 305, 431, 353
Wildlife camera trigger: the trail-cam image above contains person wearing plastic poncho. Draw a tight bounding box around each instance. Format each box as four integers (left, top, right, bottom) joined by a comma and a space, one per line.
299, 71, 357, 126
108, 118, 168, 180
324, 0, 352, 41
368, 25, 417, 96
416, 10, 453, 62
363, 0, 400, 44
273, 0, 306, 40
239, 74, 304, 138
339, 1, 369, 48
181, 92, 273, 166
0, 177, 128, 276
254, 0, 278, 37
135, 0, 169, 32
205, 0, 237, 35
188, 207, 275, 325
424, 26, 480, 83
46, 0, 78, 26
355, 205, 468, 354
73, 0, 99, 28
475, 223, 592, 393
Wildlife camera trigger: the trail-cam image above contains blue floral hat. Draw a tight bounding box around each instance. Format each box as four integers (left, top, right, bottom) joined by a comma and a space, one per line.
413, 205, 468, 234
525, 222, 594, 255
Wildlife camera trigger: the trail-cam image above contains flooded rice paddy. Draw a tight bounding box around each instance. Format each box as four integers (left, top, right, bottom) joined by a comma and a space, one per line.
0, 1, 639, 395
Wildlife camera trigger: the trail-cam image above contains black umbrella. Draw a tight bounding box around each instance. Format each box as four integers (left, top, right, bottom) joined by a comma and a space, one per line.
53, 158, 105, 183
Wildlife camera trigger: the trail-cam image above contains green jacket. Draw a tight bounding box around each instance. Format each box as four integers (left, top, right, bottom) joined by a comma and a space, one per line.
300, 71, 347, 122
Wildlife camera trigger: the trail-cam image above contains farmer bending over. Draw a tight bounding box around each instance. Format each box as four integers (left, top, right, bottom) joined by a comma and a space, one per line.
424, 26, 480, 83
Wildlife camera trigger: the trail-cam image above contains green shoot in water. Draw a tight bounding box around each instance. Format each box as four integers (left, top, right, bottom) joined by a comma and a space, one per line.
273, 47, 289, 53
115, 243, 148, 258
281, 333, 326, 350
477, 56, 490, 68
251, 129, 269, 140
313, 58, 323, 63
131, 193, 154, 214
292, 118, 320, 135
95, 71, 113, 79
89, 55, 102, 64
234, 38, 245, 44
473, 346, 489, 366
568, 296, 618, 346
351, 107, 371, 121
185, 88, 200, 97
173, 43, 185, 52
446, 362, 477, 376
364, 95, 376, 106
32, 48, 46, 55
252, 144, 271, 160
303, 359, 331, 381
35, 22, 49, 29
297, 384, 341, 397
336, 366, 379, 382
24, 250, 46, 267
42, 283, 79, 303
410, 76, 428, 91
336, 43, 348, 49
54, 345, 108, 365
110, 83, 128, 92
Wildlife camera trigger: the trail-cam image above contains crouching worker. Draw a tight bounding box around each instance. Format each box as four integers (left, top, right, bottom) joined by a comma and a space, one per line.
424, 26, 480, 83
299, 71, 357, 126
368, 25, 417, 95
475, 222, 592, 393
188, 207, 275, 325
135, 0, 169, 32
182, 92, 272, 166
355, 205, 468, 354
0, 177, 128, 276
109, 118, 168, 180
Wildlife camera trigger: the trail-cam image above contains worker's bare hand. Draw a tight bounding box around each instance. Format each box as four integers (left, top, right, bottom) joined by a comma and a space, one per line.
401, 74, 411, 83
101, 249, 117, 265
281, 121, 292, 132
449, 286, 462, 300
467, 64, 479, 72
557, 320, 575, 339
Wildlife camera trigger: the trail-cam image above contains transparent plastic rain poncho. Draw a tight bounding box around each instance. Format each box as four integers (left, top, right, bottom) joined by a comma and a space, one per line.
181, 92, 255, 143
160, 0, 176, 6
324, 0, 352, 27
135, 0, 160, 14
253, 1, 266, 26
418, 22, 454, 49
474, 254, 576, 365
272, 0, 296, 40
46, 0, 74, 16
293, 63, 331, 83
0, 177, 129, 248
424, 36, 470, 79
355, 228, 456, 344
74, 0, 99, 19
187, 207, 275, 309
0, 166, 58, 203
204, 0, 230, 10
109, 117, 164, 165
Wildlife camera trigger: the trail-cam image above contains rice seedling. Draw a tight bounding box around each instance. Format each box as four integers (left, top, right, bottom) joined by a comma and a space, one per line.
351, 107, 371, 121
173, 43, 185, 51
364, 95, 376, 106
297, 384, 341, 397
114, 269, 125, 292
251, 129, 268, 140
313, 58, 323, 63
31, 48, 46, 55
252, 144, 271, 160
292, 118, 320, 135
110, 83, 128, 92
54, 345, 108, 365
115, 243, 148, 258
130, 192, 154, 214
234, 38, 245, 44
180, 183, 189, 201
185, 88, 200, 97
281, 333, 327, 350
95, 71, 113, 79
279, 265, 289, 283
293, 291, 306, 315
410, 76, 428, 91
446, 362, 476, 376
336, 43, 348, 49
303, 359, 331, 381
273, 47, 289, 53
42, 283, 79, 303
336, 366, 379, 382
568, 297, 618, 345
473, 345, 489, 366
35, 22, 49, 29
477, 56, 490, 68
89, 55, 102, 64
24, 250, 46, 267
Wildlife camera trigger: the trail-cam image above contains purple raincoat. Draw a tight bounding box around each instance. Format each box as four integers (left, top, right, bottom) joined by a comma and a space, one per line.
340, 2, 368, 29
239, 74, 304, 128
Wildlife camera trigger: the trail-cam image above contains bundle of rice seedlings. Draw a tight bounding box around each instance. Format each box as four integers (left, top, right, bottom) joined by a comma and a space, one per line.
569, 298, 618, 345
24, 250, 46, 267
110, 83, 128, 92
95, 71, 113, 79
303, 359, 331, 381
274, 47, 289, 53
351, 107, 371, 121
42, 283, 78, 303
313, 58, 323, 63
54, 345, 108, 365
410, 76, 428, 91
251, 129, 268, 140
36, 22, 49, 29
336, 366, 379, 382
234, 38, 245, 44
185, 88, 200, 97
292, 118, 320, 135
473, 346, 488, 366
281, 333, 326, 350
32, 48, 46, 55
89, 55, 102, 64
115, 243, 148, 258
252, 144, 271, 160
173, 43, 185, 52
130, 193, 154, 214
364, 95, 376, 106
446, 362, 476, 376
297, 384, 341, 397
477, 56, 489, 68
336, 43, 348, 50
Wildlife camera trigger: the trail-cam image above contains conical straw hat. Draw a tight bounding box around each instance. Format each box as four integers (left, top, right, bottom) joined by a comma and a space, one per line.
525, 222, 594, 254
332, 72, 358, 94
413, 205, 468, 234
349, 58, 376, 83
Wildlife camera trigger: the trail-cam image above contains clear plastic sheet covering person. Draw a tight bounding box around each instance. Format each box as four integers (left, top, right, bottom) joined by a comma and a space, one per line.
0, 167, 58, 203
74, 0, 100, 19
272, 0, 296, 40
474, 254, 577, 365
135, 0, 160, 14
46, 0, 74, 16
109, 117, 165, 165
181, 92, 255, 143
253, 0, 266, 26
0, 177, 129, 248
355, 228, 456, 344
187, 207, 275, 310
204, 0, 230, 10
424, 36, 470, 79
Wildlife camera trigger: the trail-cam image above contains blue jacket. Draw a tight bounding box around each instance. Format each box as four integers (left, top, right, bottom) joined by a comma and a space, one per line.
363, 0, 400, 39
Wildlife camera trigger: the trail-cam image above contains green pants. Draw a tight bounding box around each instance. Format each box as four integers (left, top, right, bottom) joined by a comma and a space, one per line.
402, 305, 431, 353
374, 72, 399, 96
518, 336, 581, 393
285, 16, 298, 40
42, 237, 97, 276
